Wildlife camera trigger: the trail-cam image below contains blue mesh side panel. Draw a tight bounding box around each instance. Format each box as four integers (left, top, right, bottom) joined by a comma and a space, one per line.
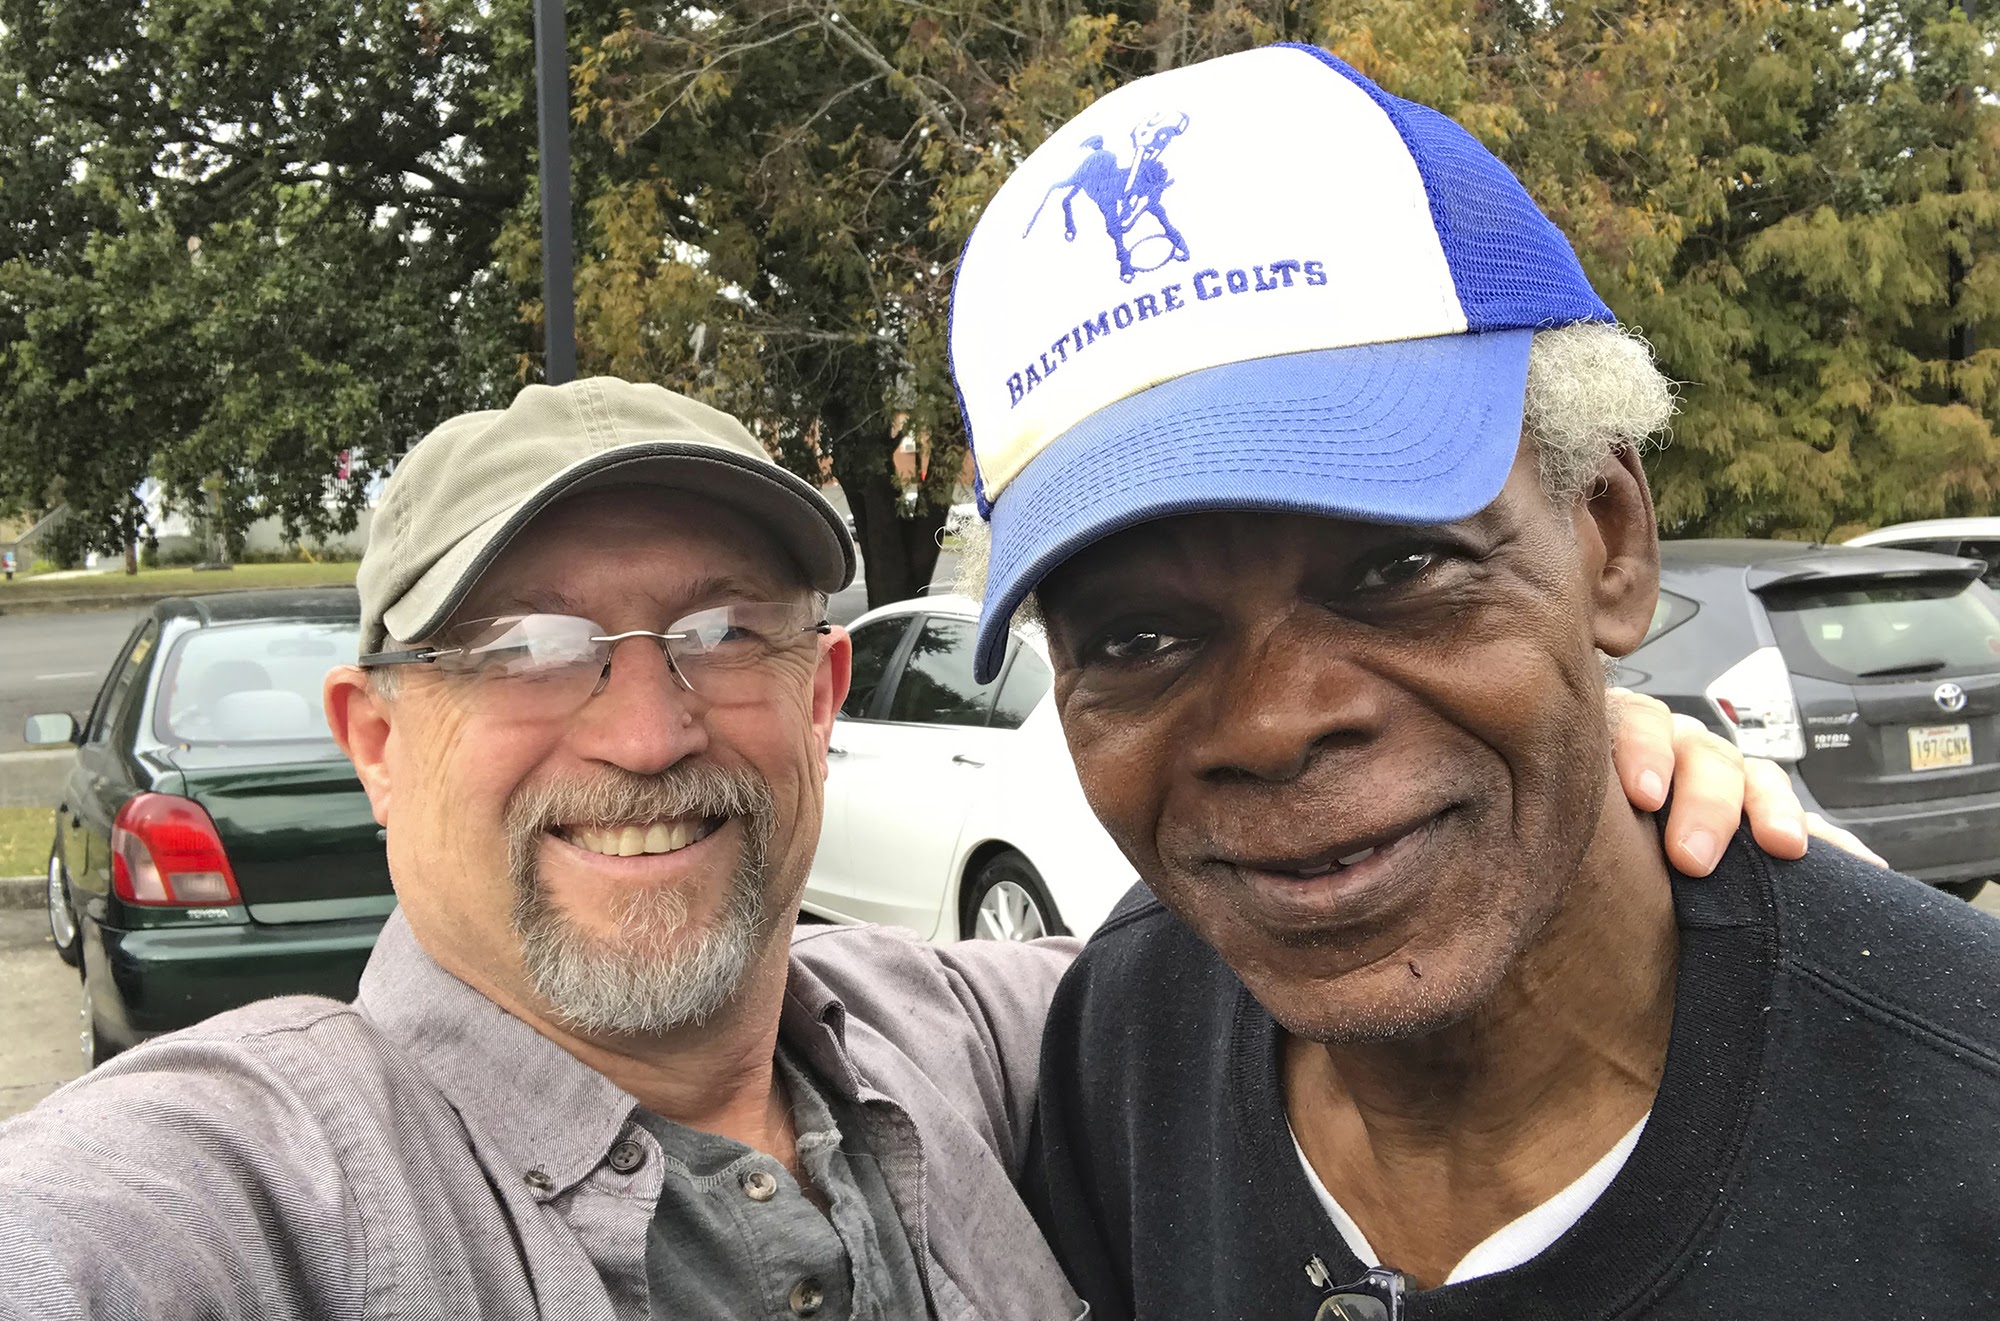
1277, 44, 1613, 332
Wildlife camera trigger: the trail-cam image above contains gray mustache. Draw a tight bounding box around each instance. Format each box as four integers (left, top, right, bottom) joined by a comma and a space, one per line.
505, 763, 775, 834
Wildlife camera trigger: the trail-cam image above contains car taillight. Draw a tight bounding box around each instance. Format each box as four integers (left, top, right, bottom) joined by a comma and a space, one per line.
110, 793, 242, 906
1705, 646, 1806, 762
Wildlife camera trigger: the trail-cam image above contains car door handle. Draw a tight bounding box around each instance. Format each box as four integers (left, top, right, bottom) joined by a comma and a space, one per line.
827, 745, 848, 757
952, 754, 985, 767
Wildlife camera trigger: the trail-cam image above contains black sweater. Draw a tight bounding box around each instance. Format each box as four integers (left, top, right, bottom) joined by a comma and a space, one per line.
1026, 835, 2000, 1318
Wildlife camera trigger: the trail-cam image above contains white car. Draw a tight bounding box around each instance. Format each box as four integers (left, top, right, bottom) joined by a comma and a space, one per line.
1845, 518, 2000, 586
805, 594, 1138, 941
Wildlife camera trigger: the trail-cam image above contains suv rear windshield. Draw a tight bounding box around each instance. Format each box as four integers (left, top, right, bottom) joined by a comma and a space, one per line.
155, 621, 359, 745
1762, 576, 2000, 683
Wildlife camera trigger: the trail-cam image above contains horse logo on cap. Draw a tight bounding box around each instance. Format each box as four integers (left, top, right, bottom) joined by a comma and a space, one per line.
1024, 113, 1192, 282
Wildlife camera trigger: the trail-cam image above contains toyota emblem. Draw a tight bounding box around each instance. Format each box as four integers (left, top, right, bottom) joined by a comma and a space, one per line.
1935, 682, 1968, 714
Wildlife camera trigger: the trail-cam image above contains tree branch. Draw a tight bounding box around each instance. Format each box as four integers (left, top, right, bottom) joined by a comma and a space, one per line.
816, 10, 970, 150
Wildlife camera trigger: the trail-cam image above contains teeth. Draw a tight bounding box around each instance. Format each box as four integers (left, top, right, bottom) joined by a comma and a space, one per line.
566, 820, 708, 858
1337, 847, 1377, 867
1294, 862, 1336, 879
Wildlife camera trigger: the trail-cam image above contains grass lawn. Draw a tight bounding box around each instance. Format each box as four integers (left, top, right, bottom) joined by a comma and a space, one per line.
0, 806, 52, 879
0, 560, 358, 604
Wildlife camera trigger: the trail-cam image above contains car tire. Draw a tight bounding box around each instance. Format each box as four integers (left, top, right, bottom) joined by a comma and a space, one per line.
959, 850, 1066, 941
1944, 878, 1988, 903
46, 844, 81, 968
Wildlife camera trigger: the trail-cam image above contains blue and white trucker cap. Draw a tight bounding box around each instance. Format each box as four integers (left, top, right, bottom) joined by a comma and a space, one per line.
952, 43, 1614, 681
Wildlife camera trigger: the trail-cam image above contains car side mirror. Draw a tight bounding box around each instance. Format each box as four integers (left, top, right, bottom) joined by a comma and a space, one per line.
24, 712, 78, 746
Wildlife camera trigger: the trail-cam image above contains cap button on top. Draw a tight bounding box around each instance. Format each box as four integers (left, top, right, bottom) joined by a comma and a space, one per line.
607, 1139, 646, 1175
740, 1168, 779, 1202
789, 1278, 825, 1316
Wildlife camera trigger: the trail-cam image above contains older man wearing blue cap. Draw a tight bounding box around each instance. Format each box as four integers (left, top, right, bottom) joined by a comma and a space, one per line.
952, 43, 2000, 1319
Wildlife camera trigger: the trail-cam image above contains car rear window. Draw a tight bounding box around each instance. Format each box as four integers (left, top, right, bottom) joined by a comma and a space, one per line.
155, 621, 359, 745
1762, 576, 2000, 683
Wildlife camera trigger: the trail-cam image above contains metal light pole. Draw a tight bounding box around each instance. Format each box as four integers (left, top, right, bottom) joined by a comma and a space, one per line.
533, 0, 577, 384
1952, 0, 1980, 373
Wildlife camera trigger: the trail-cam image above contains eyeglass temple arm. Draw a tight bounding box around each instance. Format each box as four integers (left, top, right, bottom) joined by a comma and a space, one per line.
356, 645, 450, 668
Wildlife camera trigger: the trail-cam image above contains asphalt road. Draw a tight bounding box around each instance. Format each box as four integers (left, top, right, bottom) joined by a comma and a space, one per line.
0, 608, 142, 756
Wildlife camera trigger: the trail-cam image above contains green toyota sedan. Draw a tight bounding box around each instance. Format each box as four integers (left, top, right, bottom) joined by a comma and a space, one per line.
26, 588, 392, 1066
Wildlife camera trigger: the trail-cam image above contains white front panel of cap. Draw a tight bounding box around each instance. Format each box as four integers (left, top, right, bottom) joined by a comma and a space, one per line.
954, 46, 1468, 501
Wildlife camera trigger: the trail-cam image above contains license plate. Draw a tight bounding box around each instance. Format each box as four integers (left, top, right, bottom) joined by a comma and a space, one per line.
1909, 723, 1974, 772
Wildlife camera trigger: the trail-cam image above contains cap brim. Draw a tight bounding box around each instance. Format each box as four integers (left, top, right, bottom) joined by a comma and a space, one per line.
383, 444, 855, 646
972, 329, 1534, 681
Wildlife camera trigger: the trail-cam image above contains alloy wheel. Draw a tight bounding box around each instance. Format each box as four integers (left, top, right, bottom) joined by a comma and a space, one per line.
47, 855, 76, 950
976, 879, 1051, 941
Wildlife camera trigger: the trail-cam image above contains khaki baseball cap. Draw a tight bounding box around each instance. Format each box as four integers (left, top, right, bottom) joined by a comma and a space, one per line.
356, 377, 855, 653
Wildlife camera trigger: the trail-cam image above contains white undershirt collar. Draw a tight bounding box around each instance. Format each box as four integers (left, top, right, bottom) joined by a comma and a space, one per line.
1290, 1112, 1650, 1286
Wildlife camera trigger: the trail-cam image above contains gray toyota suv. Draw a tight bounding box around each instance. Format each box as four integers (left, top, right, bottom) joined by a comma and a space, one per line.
1616, 539, 2000, 901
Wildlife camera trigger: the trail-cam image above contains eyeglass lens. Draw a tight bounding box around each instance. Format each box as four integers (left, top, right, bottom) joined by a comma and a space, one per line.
432, 605, 818, 713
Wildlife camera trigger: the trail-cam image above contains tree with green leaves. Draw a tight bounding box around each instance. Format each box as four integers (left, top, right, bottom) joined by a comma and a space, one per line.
1430, 0, 2000, 538
575, 0, 2000, 582
10, 0, 1996, 587
0, 0, 542, 562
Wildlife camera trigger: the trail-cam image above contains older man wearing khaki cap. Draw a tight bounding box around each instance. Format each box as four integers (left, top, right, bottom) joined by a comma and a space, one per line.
0, 376, 1813, 1320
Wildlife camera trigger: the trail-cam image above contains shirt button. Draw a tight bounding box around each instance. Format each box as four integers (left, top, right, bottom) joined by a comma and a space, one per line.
740, 1168, 779, 1202
607, 1140, 646, 1174
788, 1278, 825, 1316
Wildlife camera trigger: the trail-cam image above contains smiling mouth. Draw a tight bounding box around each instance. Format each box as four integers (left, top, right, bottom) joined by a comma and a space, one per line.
552, 816, 724, 858
1226, 810, 1445, 884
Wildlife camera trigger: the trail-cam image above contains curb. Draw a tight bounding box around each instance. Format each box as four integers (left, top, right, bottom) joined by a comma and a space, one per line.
0, 875, 40, 910
0, 592, 179, 618
0, 580, 356, 618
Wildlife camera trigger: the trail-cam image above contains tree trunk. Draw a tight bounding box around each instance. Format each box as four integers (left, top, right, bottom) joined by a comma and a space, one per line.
821, 385, 948, 610
844, 460, 946, 609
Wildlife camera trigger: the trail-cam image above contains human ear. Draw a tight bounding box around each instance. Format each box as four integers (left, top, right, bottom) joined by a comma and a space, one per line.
814, 627, 853, 771
325, 665, 394, 826
1577, 445, 1660, 658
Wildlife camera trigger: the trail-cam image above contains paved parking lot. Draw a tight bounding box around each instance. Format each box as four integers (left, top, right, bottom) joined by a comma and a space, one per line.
0, 909, 84, 1119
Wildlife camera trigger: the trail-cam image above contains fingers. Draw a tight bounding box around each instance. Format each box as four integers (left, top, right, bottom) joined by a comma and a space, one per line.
1609, 689, 1873, 875
1606, 687, 1674, 812
1741, 756, 1809, 861
1659, 712, 1749, 876
1804, 812, 1888, 869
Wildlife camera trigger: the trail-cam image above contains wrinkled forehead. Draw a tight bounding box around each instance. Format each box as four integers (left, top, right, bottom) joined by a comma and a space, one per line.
455, 487, 810, 622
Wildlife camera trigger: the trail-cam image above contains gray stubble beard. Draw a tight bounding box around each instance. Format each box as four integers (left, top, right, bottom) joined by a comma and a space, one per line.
504, 763, 779, 1036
